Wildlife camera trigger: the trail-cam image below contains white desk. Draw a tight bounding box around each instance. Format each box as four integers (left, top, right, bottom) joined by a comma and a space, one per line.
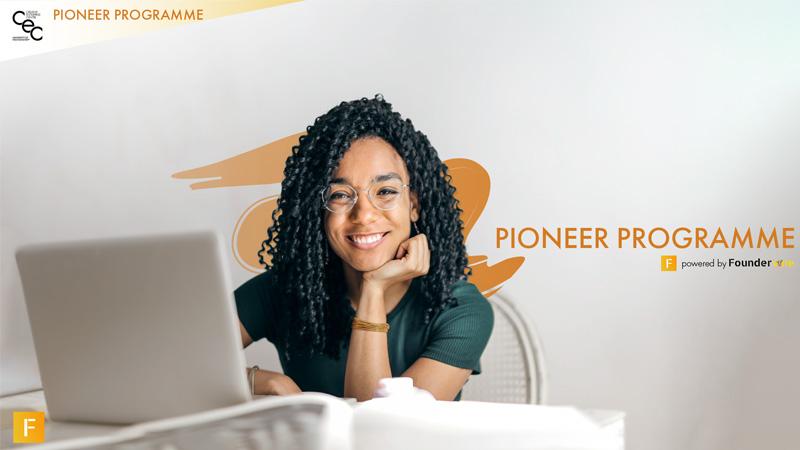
1, 390, 624, 450
1, 389, 352, 450
0, 390, 119, 445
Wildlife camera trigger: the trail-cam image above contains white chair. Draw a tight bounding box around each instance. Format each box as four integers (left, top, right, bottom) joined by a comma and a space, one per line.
461, 293, 547, 404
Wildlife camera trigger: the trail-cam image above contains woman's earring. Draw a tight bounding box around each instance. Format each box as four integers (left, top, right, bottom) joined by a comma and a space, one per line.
324, 244, 330, 265
413, 221, 420, 235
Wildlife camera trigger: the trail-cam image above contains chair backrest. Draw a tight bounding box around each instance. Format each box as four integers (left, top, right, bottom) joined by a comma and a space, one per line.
460, 293, 547, 404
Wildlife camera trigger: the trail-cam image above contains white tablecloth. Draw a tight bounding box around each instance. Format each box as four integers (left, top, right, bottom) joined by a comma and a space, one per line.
1, 390, 624, 450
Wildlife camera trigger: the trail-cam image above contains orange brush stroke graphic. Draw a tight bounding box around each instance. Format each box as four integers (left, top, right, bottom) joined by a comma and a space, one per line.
173, 133, 525, 296
232, 196, 280, 272
468, 255, 525, 298
446, 158, 489, 241
172, 133, 303, 189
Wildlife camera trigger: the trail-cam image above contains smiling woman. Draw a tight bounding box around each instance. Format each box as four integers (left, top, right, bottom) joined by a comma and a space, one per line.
234, 95, 494, 401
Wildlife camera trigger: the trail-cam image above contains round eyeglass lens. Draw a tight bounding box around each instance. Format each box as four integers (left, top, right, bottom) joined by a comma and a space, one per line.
368, 179, 405, 210
323, 184, 356, 213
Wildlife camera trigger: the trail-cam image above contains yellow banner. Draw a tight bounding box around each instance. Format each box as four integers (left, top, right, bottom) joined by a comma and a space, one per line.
1, 0, 299, 62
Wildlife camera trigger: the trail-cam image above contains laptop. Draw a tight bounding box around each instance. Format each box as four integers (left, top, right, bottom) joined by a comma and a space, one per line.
15, 230, 253, 425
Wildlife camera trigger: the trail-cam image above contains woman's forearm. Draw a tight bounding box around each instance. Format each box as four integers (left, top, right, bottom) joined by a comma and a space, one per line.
344, 283, 392, 401
251, 368, 301, 395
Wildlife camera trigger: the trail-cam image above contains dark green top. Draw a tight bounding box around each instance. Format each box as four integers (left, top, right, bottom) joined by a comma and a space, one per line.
234, 271, 494, 401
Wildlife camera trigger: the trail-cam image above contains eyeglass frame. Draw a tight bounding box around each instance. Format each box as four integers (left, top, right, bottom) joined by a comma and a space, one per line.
320, 178, 412, 214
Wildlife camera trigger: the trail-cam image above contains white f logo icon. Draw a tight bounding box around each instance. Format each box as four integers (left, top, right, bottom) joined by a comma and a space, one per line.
23, 418, 37, 437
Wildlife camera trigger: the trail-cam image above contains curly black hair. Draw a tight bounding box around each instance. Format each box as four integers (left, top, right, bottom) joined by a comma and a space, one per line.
258, 94, 469, 360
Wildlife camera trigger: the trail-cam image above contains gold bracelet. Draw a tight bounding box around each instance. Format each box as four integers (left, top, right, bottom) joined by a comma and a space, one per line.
352, 317, 390, 333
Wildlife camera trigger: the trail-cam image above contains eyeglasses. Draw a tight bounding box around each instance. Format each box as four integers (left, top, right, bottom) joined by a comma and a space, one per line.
321, 178, 410, 214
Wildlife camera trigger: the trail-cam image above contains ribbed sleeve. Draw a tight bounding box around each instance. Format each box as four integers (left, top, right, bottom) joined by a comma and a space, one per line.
420, 281, 494, 374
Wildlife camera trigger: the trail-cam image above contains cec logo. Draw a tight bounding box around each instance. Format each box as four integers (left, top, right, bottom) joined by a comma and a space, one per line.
13, 411, 45, 443
12, 10, 43, 41
661, 255, 677, 272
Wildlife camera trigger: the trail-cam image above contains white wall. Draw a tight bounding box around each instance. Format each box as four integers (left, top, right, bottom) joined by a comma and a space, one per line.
2, 1, 799, 449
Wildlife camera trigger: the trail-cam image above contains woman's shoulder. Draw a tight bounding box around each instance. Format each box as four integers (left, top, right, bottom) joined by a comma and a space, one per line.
234, 269, 281, 343
449, 278, 491, 308
422, 278, 494, 366
427, 278, 493, 328
237, 268, 276, 289
234, 269, 281, 306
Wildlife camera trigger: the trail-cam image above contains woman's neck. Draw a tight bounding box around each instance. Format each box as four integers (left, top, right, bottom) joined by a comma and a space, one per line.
343, 264, 412, 314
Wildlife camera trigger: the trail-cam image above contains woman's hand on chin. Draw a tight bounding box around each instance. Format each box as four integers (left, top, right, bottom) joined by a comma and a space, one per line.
362, 233, 430, 290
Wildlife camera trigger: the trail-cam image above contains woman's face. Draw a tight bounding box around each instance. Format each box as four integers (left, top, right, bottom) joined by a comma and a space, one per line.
324, 137, 419, 273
